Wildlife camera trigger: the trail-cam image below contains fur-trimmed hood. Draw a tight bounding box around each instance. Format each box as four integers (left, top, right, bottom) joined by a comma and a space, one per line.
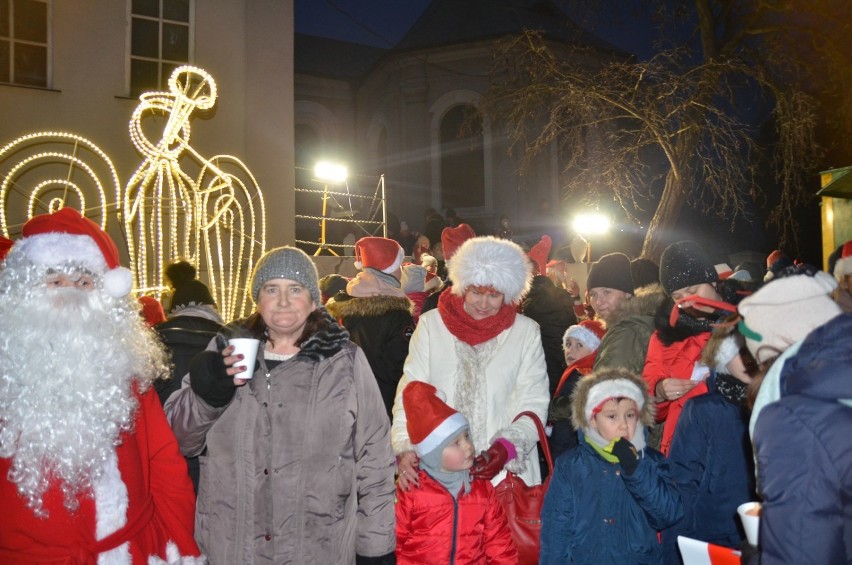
325, 293, 414, 319
571, 368, 655, 431
605, 284, 667, 328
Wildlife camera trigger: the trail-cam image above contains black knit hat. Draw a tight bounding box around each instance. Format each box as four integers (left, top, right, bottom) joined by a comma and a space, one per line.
630, 257, 660, 289
170, 279, 216, 313
586, 253, 634, 294
659, 240, 718, 295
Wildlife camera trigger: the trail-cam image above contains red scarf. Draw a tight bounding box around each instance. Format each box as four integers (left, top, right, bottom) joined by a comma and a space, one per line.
438, 290, 517, 346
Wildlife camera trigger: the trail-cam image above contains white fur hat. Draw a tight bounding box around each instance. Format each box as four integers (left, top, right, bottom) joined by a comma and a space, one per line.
448, 236, 532, 304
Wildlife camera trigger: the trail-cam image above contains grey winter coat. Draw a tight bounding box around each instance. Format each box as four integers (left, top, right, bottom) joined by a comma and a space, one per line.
165, 313, 396, 565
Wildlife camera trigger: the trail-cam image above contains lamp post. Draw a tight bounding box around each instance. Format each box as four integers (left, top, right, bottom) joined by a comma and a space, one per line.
313, 161, 347, 256
571, 213, 610, 262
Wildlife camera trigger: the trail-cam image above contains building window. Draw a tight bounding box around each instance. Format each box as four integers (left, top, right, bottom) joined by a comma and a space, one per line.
0, 0, 49, 87
440, 105, 484, 209
129, 0, 191, 97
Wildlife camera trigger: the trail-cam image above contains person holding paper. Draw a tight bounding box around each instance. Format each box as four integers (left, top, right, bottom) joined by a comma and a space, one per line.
165, 246, 396, 564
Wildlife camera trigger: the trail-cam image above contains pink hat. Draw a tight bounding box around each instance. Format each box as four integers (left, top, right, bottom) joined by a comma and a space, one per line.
353, 237, 404, 274
441, 223, 476, 261
563, 319, 606, 352
403, 381, 469, 456
528, 235, 552, 276
14, 208, 132, 297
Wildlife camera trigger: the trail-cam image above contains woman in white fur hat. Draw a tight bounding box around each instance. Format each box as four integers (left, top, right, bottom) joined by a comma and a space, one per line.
391, 236, 550, 490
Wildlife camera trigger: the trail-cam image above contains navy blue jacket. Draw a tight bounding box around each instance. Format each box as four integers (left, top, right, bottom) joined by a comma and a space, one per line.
752, 313, 852, 564
540, 436, 683, 564
661, 373, 756, 563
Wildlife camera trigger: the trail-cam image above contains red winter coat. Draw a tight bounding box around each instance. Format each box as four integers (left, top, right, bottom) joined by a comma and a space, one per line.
642, 331, 710, 455
396, 470, 518, 565
0, 388, 200, 564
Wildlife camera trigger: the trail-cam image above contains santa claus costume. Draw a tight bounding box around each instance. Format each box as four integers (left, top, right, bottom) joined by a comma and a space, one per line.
0, 208, 202, 564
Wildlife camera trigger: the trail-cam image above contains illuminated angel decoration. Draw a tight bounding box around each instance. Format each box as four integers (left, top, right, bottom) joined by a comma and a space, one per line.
124, 65, 266, 320
0, 132, 121, 238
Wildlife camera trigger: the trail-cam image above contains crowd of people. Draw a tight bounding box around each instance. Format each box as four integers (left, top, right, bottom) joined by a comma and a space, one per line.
0, 206, 850, 564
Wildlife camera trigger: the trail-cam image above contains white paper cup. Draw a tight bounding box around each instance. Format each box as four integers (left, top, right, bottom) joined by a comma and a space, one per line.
228, 338, 260, 380
737, 501, 761, 546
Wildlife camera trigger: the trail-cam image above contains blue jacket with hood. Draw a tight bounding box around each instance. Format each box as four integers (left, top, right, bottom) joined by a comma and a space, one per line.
752, 312, 852, 564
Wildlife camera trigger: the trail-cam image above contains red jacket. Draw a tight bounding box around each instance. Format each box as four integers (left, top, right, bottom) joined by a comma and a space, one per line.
0, 388, 200, 564
396, 470, 517, 565
643, 331, 710, 455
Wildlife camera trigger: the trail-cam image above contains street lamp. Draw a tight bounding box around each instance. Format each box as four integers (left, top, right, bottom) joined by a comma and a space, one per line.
313, 161, 348, 256
571, 213, 610, 262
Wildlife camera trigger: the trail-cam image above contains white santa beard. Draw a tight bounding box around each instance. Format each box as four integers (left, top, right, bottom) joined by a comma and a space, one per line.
0, 284, 168, 517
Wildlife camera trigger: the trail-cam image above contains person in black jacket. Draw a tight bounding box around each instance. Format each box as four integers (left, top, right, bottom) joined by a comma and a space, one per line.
155, 260, 224, 492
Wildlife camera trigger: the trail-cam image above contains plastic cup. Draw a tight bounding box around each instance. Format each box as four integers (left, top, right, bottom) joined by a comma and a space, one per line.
737, 501, 761, 546
228, 338, 261, 380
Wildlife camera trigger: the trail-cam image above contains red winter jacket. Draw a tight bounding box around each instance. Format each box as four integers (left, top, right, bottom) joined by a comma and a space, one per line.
396, 470, 517, 565
642, 331, 710, 455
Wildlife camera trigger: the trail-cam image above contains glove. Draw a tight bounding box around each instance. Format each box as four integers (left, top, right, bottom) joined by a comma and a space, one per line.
610, 437, 640, 475
738, 538, 759, 565
189, 350, 237, 407
356, 552, 396, 565
470, 440, 511, 481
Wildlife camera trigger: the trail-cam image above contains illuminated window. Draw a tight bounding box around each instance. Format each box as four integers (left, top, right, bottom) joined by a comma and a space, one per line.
129, 0, 191, 97
0, 0, 49, 87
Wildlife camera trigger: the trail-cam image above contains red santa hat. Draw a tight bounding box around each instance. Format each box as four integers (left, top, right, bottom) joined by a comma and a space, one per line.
353, 237, 404, 274
441, 223, 476, 262
546, 259, 568, 282
14, 208, 133, 297
403, 381, 469, 456
833, 240, 852, 278
448, 236, 533, 304
563, 319, 605, 352
0, 236, 13, 261
528, 235, 552, 276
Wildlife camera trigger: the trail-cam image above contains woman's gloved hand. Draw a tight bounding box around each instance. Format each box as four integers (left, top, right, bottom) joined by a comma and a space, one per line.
189, 350, 238, 407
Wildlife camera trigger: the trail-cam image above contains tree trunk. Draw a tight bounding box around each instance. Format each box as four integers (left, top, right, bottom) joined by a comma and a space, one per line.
641, 169, 685, 262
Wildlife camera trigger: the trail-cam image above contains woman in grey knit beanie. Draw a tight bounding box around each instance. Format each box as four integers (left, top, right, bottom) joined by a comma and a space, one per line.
164, 245, 397, 563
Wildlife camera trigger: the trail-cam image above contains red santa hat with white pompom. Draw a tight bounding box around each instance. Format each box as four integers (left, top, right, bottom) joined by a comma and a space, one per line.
13, 207, 133, 297
353, 236, 405, 275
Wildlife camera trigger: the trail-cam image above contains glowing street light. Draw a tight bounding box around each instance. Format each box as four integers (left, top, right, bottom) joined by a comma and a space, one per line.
313, 161, 348, 256
571, 213, 610, 262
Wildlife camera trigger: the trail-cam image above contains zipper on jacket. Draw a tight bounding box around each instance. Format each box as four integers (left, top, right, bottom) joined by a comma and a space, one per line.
449, 497, 458, 565
265, 370, 271, 390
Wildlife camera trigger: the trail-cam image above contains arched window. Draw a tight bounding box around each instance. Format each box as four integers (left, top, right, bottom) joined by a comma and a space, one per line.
440, 105, 484, 208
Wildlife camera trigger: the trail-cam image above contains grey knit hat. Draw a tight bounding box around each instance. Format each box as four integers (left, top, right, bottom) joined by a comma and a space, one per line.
250, 246, 321, 304
659, 240, 718, 296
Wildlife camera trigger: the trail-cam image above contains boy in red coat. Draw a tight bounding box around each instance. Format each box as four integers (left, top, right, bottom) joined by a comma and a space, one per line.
396, 381, 517, 564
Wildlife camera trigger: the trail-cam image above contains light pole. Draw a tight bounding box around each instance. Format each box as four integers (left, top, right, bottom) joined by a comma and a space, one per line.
571, 213, 610, 262
313, 161, 347, 257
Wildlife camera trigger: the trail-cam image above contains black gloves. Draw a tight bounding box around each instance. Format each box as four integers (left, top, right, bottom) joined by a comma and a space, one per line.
189, 350, 237, 407
356, 552, 396, 565
470, 441, 510, 481
610, 438, 640, 475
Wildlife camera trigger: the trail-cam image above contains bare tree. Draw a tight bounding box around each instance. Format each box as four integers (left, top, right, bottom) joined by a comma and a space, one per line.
483, 1, 849, 261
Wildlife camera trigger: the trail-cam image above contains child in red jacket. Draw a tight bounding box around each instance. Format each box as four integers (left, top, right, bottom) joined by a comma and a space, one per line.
396, 381, 517, 564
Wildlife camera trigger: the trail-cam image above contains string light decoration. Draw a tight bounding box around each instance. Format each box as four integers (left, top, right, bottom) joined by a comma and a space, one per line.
124, 65, 266, 320
0, 131, 121, 237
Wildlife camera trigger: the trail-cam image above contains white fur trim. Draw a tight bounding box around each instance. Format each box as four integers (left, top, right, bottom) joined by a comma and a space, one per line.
584, 378, 645, 425
103, 267, 133, 297
563, 325, 601, 351
385, 246, 405, 274
835, 255, 852, 278
148, 541, 208, 564
95, 451, 130, 565
448, 236, 532, 303
414, 412, 468, 456
15, 233, 108, 272
714, 336, 741, 373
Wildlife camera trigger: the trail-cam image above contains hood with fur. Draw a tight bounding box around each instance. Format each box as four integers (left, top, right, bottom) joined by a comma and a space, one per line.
571, 368, 655, 431
604, 283, 667, 328
325, 293, 413, 319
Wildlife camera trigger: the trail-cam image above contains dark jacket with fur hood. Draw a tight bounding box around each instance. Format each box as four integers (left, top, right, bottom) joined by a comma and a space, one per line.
593, 284, 667, 375
326, 293, 415, 418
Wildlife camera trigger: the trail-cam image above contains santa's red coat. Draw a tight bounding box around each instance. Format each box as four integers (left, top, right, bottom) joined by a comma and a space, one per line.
0, 388, 200, 564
